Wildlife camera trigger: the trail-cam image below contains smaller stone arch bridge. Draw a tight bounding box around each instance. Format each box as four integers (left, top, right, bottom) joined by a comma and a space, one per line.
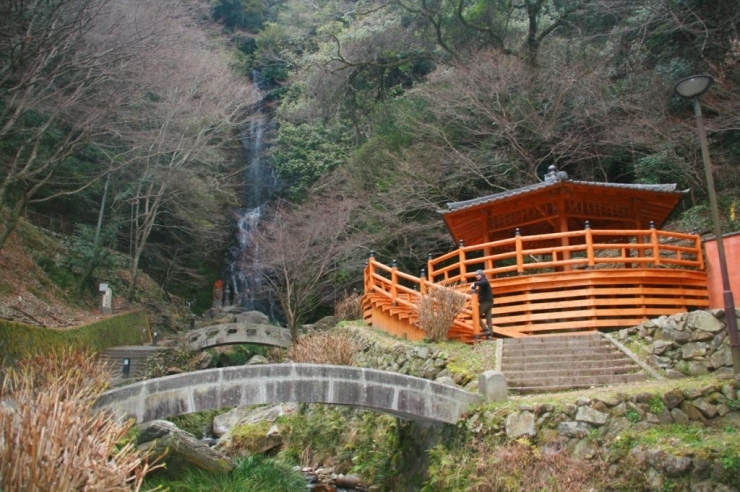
185, 323, 292, 351
94, 364, 481, 424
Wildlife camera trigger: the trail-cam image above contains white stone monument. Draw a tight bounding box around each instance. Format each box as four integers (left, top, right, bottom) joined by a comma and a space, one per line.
100, 283, 113, 314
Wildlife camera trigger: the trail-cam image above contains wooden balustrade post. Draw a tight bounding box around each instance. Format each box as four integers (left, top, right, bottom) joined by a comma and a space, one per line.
390, 259, 398, 305
458, 239, 466, 282
515, 228, 524, 274
650, 221, 661, 266
427, 253, 434, 284
585, 222, 595, 267
419, 268, 427, 295
365, 251, 376, 293
694, 230, 705, 270
471, 293, 481, 334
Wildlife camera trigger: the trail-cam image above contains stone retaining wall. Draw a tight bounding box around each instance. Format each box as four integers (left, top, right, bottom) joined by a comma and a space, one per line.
468, 377, 740, 490
614, 309, 739, 377
348, 327, 451, 381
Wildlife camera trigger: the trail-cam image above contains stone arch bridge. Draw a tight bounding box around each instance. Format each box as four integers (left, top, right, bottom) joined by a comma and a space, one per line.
95, 363, 481, 424
184, 323, 292, 351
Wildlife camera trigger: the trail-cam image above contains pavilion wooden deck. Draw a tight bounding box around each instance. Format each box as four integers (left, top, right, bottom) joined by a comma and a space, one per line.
362, 227, 709, 343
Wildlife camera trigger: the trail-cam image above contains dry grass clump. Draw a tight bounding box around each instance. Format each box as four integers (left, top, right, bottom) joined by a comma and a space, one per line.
416, 284, 467, 342
0, 350, 155, 491
463, 440, 646, 491
334, 290, 363, 320
286, 330, 361, 365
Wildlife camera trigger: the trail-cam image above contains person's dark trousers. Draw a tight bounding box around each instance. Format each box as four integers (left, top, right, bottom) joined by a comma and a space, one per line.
479, 300, 493, 333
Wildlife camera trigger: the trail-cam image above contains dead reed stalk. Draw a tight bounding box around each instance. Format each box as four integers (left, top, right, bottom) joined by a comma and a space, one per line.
0, 350, 155, 491
286, 330, 361, 365
335, 290, 363, 321
415, 284, 467, 342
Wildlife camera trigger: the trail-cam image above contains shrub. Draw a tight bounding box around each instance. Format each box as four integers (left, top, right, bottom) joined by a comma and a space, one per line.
0, 350, 156, 491
145, 454, 306, 492
286, 329, 360, 365
416, 285, 467, 342
335, 290, 363, 321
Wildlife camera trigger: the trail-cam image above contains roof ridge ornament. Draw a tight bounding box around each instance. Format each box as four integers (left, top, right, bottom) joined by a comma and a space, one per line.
544, 164, 568, 183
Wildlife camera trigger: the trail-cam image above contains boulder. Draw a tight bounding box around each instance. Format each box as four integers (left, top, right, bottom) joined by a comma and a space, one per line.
213, 404, 294, 438
215, 403, 297, 456
136, 420, 233, 475
505, 411, 536, 438
479, 370, 508, 402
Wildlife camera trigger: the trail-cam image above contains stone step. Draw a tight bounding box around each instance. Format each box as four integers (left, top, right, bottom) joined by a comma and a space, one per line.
509, 371, 648, 388
502, 344, 619, 359
501, 334, 649, 394
100, 345, 165, 380
502, 347, 629, 361
504, 333, 602, 345
503, 336, 607, 352
502, 357, 637, 372
505, 364, 645, 382
511, 373, 649, 394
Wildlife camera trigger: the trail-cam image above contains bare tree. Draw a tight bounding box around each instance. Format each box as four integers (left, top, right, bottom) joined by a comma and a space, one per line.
116, 21, 257, 301
248, 196, 360, 340
0, 0, 181, 250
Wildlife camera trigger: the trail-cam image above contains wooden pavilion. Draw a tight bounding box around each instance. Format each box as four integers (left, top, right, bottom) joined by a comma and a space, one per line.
362, 166, 709, 342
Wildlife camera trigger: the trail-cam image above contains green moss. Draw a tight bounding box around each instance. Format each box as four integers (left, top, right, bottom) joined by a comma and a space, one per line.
609, 422, 740, 481
169, 409, 230, 437
0, 310, 151, 365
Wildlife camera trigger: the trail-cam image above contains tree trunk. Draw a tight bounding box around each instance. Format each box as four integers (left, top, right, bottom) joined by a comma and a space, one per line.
77, 173, 111, 294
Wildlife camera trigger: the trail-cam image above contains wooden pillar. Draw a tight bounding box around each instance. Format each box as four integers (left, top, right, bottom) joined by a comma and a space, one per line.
633, 198, 644, 267
515, 228, 524, 274
458, 239, 466, 282
365, 251, 376, 293
585, 221, 595, 268
557, 197, 571, 271
390, 259, 398, 305
650, 222, 661, 267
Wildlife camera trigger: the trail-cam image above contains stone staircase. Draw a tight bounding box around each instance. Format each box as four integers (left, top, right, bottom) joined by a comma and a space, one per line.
501, 333, 651, 394
100, 345, 166, 385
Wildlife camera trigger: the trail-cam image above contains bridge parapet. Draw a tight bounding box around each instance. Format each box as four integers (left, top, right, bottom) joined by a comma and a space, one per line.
186, 323, 292, 350
94, 363, 482, 424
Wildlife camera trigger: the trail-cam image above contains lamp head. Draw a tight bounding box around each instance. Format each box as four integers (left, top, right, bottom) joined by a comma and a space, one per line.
674, 74, 714, 98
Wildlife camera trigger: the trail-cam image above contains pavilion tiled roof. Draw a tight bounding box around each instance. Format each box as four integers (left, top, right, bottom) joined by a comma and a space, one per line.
445, 180, 685, 213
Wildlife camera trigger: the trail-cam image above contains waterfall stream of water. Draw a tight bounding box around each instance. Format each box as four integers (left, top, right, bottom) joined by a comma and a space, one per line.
224, 74, 278, 315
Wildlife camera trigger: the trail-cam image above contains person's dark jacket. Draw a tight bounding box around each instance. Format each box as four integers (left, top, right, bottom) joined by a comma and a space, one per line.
472, 276, 493, 302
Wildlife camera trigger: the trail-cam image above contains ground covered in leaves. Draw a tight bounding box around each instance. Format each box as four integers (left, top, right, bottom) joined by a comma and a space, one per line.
0, 221, 169, 329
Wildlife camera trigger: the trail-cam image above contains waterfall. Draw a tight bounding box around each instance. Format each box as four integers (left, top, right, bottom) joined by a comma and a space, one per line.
224, 73, 278, 313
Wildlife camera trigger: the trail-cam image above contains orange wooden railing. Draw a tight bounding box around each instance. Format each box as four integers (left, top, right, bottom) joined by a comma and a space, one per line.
427, 227, 704, 285
362, 227, 709, 342
363, 258, 480, 339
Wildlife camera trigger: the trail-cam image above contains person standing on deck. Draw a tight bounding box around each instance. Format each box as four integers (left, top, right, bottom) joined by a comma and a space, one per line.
471, 269, 493, 336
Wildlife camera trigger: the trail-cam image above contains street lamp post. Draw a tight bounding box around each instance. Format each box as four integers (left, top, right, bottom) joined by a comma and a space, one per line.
674, 74, 740, 375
